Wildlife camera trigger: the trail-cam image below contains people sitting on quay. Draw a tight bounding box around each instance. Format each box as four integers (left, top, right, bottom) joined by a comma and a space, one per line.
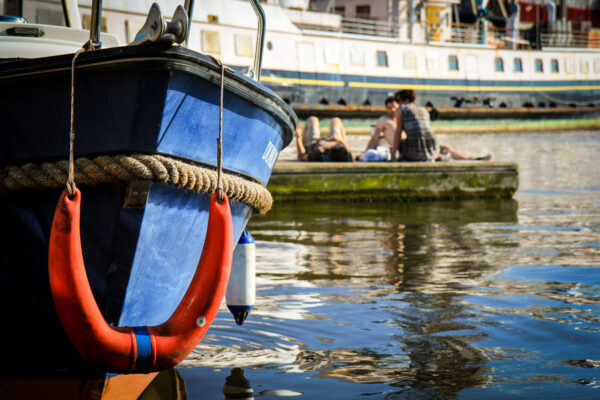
392, 89, 492, 162
358, 96, 397, 162
295, 116, 353, 162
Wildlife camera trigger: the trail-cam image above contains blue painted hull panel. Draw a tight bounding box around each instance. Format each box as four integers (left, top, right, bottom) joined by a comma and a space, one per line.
119, 183, 253, 327
159, 73, 285, 185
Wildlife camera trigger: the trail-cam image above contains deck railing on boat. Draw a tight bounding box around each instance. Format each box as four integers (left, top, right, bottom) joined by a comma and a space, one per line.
339, 16, 400, 38
286, 8, 599, 50
285, 8, 402, 38
540, 29, 599, 48
428, 22, 598, 49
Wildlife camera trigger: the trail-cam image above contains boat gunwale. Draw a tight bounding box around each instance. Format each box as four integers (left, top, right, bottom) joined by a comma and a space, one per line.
0, 43, 297, 149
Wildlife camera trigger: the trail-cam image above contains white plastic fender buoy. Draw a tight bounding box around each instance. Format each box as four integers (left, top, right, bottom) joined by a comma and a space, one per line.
226, 229, 255, 325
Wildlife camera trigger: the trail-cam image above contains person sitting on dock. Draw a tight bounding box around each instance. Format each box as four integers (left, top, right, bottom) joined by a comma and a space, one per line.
296, 116, 353, 162
392, 89, 491, 162
358, 96, 398, 162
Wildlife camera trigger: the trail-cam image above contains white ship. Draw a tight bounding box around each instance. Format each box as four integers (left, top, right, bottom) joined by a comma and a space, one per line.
6, 0, 600, 111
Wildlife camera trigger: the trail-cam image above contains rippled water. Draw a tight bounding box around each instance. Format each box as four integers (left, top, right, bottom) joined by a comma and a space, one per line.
177, 130, 600, 399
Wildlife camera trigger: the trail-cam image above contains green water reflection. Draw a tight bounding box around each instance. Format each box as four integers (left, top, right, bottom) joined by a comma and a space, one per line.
218, 199, 519, 397
252, 199, 518, 285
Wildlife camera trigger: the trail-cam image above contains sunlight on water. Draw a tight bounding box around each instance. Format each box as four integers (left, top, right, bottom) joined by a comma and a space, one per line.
177, 131, 600, 399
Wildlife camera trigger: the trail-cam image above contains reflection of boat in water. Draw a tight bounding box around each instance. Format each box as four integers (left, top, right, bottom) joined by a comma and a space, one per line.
0, 0, 295, 377
208, 199, 509, 395
251, 198, 518, 283
223, 368, 255, 400
79, 0, 600, 114
0, 368, 187, 399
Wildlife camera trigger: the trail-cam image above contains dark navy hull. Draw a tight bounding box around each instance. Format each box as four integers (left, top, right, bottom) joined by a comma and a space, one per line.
0, 44, 295, 377
259, 68, 600, 110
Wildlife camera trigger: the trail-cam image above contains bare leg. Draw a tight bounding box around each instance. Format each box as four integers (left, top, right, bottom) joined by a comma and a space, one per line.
439, 145, 492, 161
295, 124, 306, 160
328, 117, 347, 141
440, 144, 474, 160
303, 116, 320, 147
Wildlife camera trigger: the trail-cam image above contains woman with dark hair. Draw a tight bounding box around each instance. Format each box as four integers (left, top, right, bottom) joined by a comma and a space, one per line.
392, 89, 438, 162
392, 89, 491, 162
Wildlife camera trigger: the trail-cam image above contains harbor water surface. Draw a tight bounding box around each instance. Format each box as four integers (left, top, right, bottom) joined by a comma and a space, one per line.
175, 130, 599, 399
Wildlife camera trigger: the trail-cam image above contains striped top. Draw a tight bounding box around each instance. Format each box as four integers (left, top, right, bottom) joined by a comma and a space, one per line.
400, 104, 439, 162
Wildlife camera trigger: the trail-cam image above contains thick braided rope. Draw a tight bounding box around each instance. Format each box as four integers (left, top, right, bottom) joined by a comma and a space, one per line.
0, 154, 273, 214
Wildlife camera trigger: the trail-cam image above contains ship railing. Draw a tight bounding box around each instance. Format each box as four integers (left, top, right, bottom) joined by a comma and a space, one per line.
288, 10, 599, 50
436, 23, 598, 50
286, 8, 403, 38
426, 22, 508, 47
339, 16, 400, 38
540, 30, 599, 49
442, 22, 489, 45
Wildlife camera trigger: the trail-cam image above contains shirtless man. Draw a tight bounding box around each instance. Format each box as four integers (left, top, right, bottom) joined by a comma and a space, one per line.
358, 96, 398, 161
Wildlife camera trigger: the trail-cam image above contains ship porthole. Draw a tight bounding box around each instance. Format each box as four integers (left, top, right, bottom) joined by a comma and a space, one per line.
267, 41, 273, 51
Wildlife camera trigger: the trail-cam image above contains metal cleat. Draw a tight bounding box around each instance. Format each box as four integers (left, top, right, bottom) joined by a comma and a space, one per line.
164, 5, 188, 44
131, 3, 188, 45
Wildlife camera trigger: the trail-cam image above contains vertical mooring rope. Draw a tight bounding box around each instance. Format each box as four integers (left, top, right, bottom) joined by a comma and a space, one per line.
217, 59, 224, 201
67, 47, 86, 196
205, 54, 234, 203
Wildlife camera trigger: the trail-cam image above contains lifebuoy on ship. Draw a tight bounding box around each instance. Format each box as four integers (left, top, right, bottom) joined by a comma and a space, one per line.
48, 188, 233, 373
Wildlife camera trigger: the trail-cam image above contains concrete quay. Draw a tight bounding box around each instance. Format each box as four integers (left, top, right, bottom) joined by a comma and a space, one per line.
268, 161, 519, 202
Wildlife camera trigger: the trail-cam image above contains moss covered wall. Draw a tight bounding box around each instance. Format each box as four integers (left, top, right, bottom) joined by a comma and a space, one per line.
267, 161, 518, 202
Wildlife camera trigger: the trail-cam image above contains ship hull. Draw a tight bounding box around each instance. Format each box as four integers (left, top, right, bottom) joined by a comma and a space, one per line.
0, 44, 295, 377
260, 67, 600, 109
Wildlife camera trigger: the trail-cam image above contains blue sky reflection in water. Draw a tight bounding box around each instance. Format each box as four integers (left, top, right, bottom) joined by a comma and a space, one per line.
177, 130, 600, 399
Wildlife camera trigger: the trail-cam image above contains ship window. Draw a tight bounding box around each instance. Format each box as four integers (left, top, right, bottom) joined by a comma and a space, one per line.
465, 54, 477, 74
22, 0, 67, 27
565, 57, 575, 73
36, 8, 64, 26
448, 55, 459, 71
594, 57, 600, 74
551, 59, 559, 73
426, 53, 439, 71
376, 50, 388, 67
535, 58, 543, 72
350, 47, 364, 66
580, 59, 589, 74
325, 44, 340, 64
404, 51, 416, 70
495, 57, 504, 72
82, 14, 108, 32
356, 5, 371, 18
202, 30, 221, 56
334, 6, 345, 15
514, 58, 523, 72
234, 34, 253, 57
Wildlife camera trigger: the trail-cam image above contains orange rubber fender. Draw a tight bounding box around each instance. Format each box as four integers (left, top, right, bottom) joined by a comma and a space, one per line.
48, 188, 233, 373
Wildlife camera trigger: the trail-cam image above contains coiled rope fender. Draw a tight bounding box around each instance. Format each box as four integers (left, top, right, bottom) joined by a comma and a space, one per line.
0, 153, 273, 214
49, 188, 233, 373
